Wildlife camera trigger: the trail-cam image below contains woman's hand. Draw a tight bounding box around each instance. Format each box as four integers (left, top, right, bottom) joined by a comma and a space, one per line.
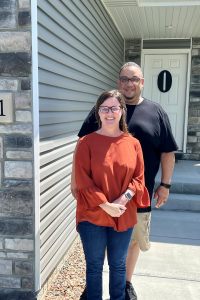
113, 189, 135, 206
99, 202, 126, 217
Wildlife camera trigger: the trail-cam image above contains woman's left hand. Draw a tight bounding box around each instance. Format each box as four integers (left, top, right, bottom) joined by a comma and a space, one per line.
113, 194, 128, 206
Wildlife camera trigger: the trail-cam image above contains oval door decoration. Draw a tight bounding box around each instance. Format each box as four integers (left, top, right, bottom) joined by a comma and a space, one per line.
157, 70, 172, 93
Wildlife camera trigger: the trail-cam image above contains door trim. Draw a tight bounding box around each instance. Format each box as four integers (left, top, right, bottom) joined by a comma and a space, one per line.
141, 48, 191, 153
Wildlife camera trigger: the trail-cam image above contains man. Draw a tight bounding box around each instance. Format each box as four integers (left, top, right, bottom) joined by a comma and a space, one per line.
71, 62, 178, 300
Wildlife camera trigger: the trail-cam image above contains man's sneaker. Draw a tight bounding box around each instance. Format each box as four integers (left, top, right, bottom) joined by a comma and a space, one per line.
125, 281, 137, 300
80, 286, 87, 300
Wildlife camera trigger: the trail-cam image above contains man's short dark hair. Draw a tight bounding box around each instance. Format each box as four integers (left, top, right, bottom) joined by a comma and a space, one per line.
119, 62, 143, 78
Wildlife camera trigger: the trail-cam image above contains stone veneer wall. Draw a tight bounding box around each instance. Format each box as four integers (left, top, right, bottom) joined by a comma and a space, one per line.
185, 37, 200, 160
125, 38, 200, 160
0, 0, 36, 299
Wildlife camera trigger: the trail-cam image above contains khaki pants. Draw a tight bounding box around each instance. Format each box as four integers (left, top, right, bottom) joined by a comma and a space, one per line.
130, 212, 151, 251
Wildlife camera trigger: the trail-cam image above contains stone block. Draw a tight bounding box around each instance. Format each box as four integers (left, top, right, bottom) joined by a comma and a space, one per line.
125, 55, 141, 66
0, 277, 21, 289
0, 252, 6, 258
15, 93, 31, 109
7, 252, 28, 259
0, 0, 16, 28
0, 136, 3, 158
0, 259, 12, 275
6, 150, 32, 159
0, 79, 18, 91
5, 239, 34, 251
5, 161, 32, 178
197, 132, 200, 136
192, 146, 200, 153
19, 0, 30, 9
186, 149, 192, 153
187, 136, 197, 143
18, 11, 31, 27
189, 110, 197, 117
190, 97, 200, 102
0, 290, 36, 300
190, 75, 200, 84
0, 53, 31, 77
193, 37, 200, 45
193, 44, 200, 49
21, 79, 31, 90
191, 68, 200, 75
0, 238, 3, 249
188, 131, 196, 136
3, 179, 32, 188
0, 219, 33, 237
15, 261, 33, 275
192, 49, 199, 56
15, 110, 32, 122
0, 190, 33, 217
192, 56, 200, 68
0, 124, 32, 134
198, 137, 200, 142
4, 135, 32, 148
188, 117, 200, 124
0, 32, 31, 51
189, 101, 200, 109
22, 277, 34, 289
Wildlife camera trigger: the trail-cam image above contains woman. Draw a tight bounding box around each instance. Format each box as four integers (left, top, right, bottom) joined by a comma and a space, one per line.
75, 90, 149, 300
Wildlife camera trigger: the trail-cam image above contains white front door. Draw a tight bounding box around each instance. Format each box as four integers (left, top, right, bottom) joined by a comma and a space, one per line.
143, 54, 188, 151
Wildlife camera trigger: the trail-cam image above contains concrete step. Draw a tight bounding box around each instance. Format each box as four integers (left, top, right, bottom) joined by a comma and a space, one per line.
151, 193, 200, 212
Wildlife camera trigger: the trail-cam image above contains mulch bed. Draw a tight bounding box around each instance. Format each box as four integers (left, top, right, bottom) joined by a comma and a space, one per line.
44, 236, 86, 300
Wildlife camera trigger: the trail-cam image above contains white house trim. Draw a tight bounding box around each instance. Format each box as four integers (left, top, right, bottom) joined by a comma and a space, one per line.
141, 45, 191, 154
31, 0, 40, 292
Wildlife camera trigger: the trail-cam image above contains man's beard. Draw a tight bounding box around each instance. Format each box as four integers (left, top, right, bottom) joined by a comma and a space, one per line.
124, 95, 135, 100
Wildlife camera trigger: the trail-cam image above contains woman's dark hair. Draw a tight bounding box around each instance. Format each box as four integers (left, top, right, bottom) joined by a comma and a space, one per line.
95, 90, 131, 136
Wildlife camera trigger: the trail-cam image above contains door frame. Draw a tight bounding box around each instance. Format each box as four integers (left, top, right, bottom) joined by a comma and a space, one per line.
141, 48, 191, 153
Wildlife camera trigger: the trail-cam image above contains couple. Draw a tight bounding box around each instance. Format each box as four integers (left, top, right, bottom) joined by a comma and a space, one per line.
72, 62, 178, 300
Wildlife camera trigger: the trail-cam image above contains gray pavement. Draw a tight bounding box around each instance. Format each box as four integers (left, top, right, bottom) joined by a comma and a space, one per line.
103, 210, 200, 300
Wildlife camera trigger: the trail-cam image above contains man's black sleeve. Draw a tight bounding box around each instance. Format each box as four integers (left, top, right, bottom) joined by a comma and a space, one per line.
78, 106, 98, 138
159, 111, 179, 153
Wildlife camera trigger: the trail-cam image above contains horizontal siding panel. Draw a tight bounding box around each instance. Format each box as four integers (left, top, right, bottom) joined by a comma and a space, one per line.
61, 0, 123, 56
39, 84, 97, 102
40, 173, 72, 207
40, 153, 73, 181
39, 99, 94, 112
39, 121, 83, 139
39, 111, 88, 126
39, 133, 78, 153
40, 165, 72, 194
40, 186, 74, 222
39, 69, 103, 95
38, 40, 116, 87
40, 227, 78, 286
40, 218, 76, 271
37, 9, 119, 77
48, 0, 123, 65
38, 27, 117, 83
40, 208, 76, 259
86, 0, 123, 47
40, 188, 74, 232
38, 54, 115, 91
40, 143, 75, 167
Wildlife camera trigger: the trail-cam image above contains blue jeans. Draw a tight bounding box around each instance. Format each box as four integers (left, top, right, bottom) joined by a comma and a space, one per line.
78, 221, 134, 300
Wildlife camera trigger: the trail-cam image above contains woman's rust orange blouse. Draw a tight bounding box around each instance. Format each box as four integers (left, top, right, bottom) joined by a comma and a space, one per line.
75, 132, 150, 232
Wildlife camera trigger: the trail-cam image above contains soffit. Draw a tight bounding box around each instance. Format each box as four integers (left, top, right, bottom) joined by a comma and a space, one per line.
102, 0, 200, 38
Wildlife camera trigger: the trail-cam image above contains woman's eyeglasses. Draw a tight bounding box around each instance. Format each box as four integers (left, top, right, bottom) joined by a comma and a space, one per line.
99, 106, 122, 114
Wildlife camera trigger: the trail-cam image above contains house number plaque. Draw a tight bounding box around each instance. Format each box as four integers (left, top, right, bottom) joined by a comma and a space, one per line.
0, 93, 13, 123
157, 70, 172, 93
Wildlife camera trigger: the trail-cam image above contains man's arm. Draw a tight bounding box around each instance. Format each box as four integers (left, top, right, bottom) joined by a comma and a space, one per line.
71, 139, 80, 199
153, 151, 175, 208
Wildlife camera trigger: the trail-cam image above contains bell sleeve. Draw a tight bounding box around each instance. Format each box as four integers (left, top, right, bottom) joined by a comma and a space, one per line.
75, 138, 107, 212
128, 141, 150, 208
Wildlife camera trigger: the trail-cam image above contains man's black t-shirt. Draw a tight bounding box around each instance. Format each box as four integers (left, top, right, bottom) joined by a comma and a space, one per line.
78, 98, 178, 212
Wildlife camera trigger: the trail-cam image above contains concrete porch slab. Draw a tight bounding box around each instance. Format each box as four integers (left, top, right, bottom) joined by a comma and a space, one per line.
103, 210, 200, 300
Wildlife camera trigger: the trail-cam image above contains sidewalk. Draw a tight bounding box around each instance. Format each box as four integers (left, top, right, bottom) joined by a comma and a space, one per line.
102, 210, 200, 300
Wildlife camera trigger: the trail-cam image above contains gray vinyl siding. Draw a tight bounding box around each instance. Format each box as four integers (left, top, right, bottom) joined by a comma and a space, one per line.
37, 0, 124, 285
